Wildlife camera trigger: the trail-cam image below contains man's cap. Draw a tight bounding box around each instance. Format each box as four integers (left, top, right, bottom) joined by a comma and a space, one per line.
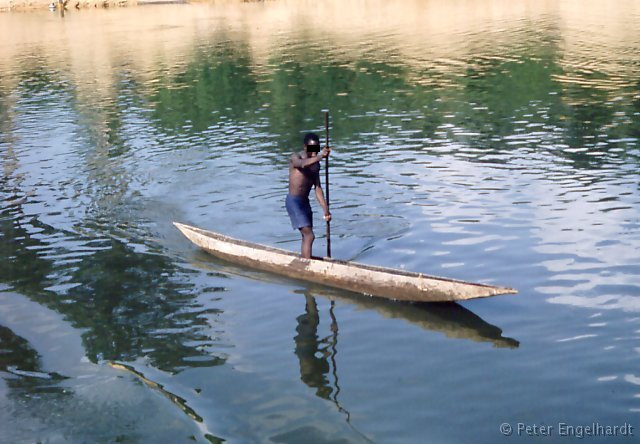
303, 133, 320, 145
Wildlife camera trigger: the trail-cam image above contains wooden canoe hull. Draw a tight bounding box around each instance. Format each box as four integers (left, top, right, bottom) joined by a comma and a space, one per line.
173, 222, 517, 302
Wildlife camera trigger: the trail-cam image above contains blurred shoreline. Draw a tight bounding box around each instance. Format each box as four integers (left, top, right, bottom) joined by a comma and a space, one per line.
1, 0, 207, 13
2, 0, 129, 12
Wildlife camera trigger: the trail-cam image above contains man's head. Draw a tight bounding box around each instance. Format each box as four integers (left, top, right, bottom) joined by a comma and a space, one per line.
303, 133, 320, 154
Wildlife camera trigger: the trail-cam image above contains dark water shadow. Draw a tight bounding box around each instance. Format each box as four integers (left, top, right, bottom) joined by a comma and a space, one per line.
0, 325, 68, 393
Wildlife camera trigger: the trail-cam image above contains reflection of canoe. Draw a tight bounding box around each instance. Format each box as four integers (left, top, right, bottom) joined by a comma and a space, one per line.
187, 253, 519, 349
316, 289, 519, 348
174, 222, 517, 303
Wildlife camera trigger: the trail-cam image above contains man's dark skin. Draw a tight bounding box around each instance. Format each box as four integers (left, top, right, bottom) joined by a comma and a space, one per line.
289, 140, 331, 258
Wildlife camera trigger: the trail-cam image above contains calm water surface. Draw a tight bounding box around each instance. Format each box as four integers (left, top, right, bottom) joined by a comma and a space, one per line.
1, 1, 640, 442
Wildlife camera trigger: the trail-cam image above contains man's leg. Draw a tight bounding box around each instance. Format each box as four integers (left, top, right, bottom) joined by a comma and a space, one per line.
300, 226, 315, 259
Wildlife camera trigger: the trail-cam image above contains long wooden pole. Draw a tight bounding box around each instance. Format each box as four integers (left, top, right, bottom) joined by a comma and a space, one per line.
324, 111, 331, 258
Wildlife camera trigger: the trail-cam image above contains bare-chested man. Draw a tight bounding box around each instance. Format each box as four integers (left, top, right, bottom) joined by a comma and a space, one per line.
286, 133, 331, 259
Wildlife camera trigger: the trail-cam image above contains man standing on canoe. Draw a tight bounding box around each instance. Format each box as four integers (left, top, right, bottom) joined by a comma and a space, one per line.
286, 133, 331, 259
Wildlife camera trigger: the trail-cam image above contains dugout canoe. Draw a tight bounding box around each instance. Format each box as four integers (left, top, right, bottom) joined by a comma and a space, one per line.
173, 222, 517, 302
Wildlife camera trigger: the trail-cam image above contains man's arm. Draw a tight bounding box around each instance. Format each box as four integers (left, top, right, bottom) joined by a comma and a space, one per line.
290, 147, 330, 169
290, 153, 320, 169
314, 176, 331, 222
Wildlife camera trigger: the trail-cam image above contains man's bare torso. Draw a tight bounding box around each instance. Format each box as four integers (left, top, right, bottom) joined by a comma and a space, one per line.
289, 151, 320, 196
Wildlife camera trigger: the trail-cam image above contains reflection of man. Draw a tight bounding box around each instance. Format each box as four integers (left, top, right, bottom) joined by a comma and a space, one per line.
294, 294, 332, 399
286, 133, 331, 259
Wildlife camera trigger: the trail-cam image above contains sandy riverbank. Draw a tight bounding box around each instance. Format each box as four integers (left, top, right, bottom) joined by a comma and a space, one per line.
2, 0, 124, 11
0, 0, 219, 12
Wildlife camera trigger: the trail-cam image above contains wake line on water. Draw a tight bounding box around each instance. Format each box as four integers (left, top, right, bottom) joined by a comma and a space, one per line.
107, 361, 223, 443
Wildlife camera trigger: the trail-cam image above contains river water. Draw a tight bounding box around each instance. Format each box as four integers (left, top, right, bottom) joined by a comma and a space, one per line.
1, 1, 639, 442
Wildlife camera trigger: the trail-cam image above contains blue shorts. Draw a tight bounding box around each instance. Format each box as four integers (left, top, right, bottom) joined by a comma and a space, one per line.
285, 194, 312, 229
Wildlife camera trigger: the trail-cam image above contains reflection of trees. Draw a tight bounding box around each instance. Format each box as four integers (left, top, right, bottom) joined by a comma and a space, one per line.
633, 81, 640, 137
15, 62, 66, 96
564, 86, 611, 141
144, 32, 639, 171
0, 326, 68, 396
67, 240, 225, 371
462, 55, 564, 141
0, 325, 37, 373
4, 15, 638, 177
7, 51, 136, 220
0, 50, 227, 376
140, 26, 639, 173
146, 40, 441, 152
71, 76, 138, 213
0, 215, 56, 296
0, 193, 225, 374
150, 43, 260, 133
1, 117, 56, 295
266, 59, 442, 150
